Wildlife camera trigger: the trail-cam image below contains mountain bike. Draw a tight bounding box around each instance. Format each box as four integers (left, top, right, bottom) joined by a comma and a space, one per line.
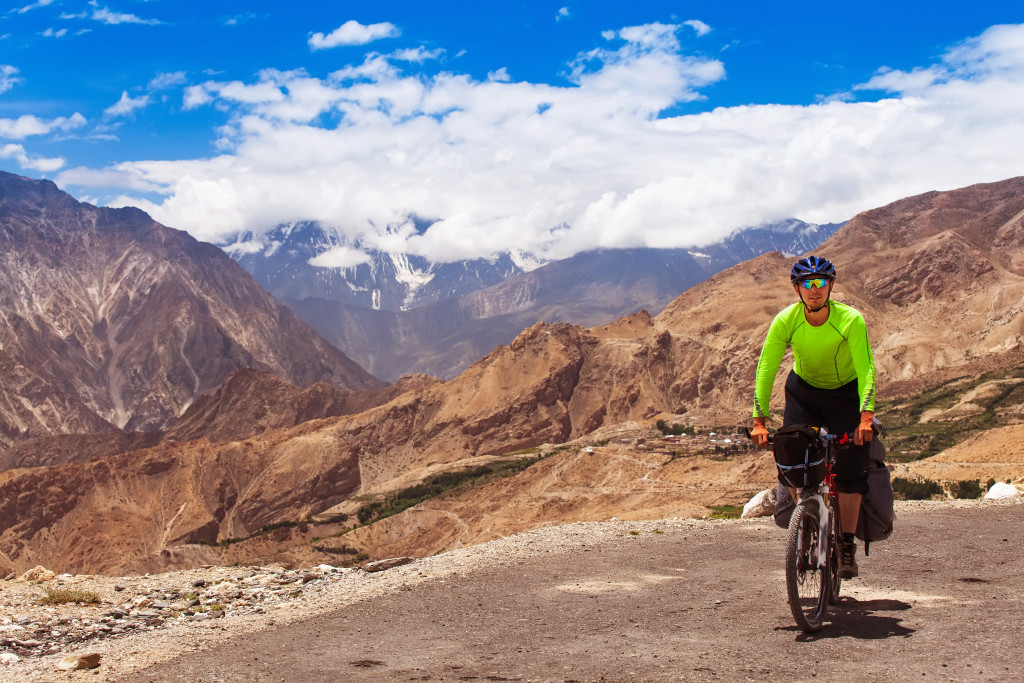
750, 426, 852, 632
785, 429, 855, 632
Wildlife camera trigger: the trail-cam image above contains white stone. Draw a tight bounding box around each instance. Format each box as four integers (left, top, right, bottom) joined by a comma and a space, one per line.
0, 653, 19, 665
741, 488, 778, 519
985, 482, 1021, 499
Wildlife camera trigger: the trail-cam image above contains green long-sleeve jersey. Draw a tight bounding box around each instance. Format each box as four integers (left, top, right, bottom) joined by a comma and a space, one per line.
753, 300, 876, 419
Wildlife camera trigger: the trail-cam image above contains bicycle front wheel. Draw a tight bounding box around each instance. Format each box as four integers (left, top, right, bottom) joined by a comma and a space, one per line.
785, 500, 829, 632
827, 498, 842, 605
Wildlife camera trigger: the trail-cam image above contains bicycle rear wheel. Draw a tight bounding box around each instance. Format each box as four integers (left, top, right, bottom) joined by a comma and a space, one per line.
785, 500, 829, 632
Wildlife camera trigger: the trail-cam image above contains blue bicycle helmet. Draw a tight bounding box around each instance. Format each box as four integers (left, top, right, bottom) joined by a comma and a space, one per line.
790, 255, 836, 283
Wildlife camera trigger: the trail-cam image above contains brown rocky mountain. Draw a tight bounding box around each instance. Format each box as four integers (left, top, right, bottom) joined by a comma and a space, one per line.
163, 369, 440, 445
0, 370, 440, 472
0, 172, 382, 449
0, 176, 1022, 575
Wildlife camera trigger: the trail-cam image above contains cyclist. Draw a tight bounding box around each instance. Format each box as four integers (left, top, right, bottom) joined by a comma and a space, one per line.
750, 255, 876, 579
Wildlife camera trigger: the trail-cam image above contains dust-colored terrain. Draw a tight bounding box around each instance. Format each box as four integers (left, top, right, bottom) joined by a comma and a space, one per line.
2, 499, 1020, 682
901, 423, 1024, 481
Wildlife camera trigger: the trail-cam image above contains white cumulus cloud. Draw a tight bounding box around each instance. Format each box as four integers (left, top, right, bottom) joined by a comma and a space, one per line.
683, 20, 712, 37
1, 143, 64, 172
183, 84, 213, 110
309, 20, 399, 50
0, 65, 21, 93
148, 71, 187, 90
58, 22, 1024, 264
0, 113, 87, 139
104, 91, 151, 117
9, 0, 53, 14
308, 245, 372, 269
390, 46, 444, 63
88, 1, 161, 25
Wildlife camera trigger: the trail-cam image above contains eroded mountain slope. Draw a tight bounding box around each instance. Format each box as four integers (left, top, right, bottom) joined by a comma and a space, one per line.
0, 172, 382, 448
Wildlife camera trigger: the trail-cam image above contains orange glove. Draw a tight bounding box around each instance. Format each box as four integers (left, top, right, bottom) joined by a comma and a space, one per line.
750, 417, 770, 449
854, 411, 875, 446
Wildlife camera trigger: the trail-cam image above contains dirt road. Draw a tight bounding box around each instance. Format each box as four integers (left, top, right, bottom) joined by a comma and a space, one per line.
121, 501, 1023, 682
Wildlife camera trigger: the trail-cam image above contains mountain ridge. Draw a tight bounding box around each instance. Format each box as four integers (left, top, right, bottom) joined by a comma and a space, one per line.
0, 172, 382, 448
250, 220, 841, 380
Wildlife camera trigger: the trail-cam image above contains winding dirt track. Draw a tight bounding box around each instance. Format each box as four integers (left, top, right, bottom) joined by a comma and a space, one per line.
121, 502, 1024, 682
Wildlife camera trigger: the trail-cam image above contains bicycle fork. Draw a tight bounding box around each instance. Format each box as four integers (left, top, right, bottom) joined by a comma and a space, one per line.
798, 492, 830, 569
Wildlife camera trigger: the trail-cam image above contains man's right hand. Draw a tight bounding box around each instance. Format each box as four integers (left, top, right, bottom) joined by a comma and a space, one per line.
750, 419, 770, 449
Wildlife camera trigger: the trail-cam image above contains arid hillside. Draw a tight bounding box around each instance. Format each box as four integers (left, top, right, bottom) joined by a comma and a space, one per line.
1, 177, 1022, 575
0, 172, 382, 449
0, 370, 441, 472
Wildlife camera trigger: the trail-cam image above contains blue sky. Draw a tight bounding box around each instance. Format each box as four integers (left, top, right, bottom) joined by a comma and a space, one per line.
2, 1, 1023, 263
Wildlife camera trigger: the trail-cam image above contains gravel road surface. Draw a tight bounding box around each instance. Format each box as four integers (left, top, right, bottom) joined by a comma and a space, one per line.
117, 500, 1023, 682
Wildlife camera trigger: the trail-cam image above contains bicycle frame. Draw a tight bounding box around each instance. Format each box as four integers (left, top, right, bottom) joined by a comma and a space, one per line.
796, 431, 843, 569
791, 429, 846, 501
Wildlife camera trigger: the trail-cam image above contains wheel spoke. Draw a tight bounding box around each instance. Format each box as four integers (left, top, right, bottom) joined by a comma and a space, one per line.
786, 501, 830, 631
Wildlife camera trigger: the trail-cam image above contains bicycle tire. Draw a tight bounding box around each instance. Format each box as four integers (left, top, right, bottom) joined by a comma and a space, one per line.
827, 498, 842, 605
785, 500, 829, 632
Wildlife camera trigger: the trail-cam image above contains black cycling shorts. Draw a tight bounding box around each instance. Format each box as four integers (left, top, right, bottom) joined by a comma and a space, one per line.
782, 370, 869, 494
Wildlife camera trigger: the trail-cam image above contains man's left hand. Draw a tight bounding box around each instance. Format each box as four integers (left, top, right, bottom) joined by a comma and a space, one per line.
854, 411, 875, 446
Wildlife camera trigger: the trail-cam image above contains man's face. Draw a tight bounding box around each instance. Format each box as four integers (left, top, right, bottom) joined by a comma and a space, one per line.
793, 277, 833, 309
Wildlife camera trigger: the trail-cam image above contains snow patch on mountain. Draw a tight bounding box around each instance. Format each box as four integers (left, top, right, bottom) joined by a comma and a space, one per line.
389, 252, 435, 310
509, 249, 546, 273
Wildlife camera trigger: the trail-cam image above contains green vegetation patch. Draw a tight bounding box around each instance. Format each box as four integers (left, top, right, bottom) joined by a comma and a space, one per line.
217, 519, 309, 547
353, 456, 544, 527
950, 479, 984, 500
879, 364, 1024, 463
708, 505, 743, 519
892, 477, 944, 500
310, 543, 360, 556
216, 454, 547, 561
656, 420, 694, 436
892, 476, 993, 500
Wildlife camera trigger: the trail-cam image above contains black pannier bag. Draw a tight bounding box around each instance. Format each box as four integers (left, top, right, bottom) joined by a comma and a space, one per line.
854, 436, 895, 550
772, 424, 824, 489
774, 425, 895, 555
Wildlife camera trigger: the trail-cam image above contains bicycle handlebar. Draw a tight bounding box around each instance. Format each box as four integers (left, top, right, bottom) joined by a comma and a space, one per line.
742, 426, 854, 448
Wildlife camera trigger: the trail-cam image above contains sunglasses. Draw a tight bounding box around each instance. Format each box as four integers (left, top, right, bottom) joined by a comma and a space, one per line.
799, 278, 831, 290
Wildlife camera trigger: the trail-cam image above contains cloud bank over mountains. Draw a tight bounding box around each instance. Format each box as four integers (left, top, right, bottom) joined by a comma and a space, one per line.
27, 20, 1024, 262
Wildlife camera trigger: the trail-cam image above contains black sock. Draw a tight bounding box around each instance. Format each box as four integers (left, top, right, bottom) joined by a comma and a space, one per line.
842, 532, 856, 545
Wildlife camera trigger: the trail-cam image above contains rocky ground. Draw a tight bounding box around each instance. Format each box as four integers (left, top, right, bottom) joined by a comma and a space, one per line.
0, 551, 474, 680
1, 497, 1021, 681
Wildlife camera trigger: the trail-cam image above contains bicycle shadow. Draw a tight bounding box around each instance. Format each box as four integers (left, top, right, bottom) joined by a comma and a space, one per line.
778, 597, 916, 641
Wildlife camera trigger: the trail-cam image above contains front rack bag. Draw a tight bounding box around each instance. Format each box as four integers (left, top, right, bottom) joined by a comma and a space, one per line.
772, 424, 824, 488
